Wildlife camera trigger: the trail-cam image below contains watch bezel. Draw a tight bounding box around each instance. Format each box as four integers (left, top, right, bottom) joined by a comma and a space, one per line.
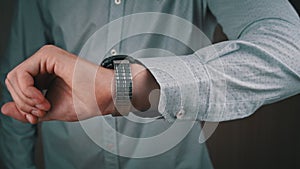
101, 55, 136, 69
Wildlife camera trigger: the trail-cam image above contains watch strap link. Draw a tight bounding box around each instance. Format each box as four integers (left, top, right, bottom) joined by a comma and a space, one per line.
113, 59, 132, 116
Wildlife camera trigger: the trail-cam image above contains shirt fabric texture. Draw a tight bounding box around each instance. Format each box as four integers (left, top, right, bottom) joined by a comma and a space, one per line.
0, 0, 300, 169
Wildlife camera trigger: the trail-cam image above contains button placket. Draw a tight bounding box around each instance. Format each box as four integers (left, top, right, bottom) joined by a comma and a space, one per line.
103, 2, 125, 169
106, 0, 125, 58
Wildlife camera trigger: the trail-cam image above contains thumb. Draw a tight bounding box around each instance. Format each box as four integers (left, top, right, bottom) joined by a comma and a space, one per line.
1, 102, 28, 123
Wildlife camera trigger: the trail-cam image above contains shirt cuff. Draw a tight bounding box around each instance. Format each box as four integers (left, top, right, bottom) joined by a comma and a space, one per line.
136, 54, 210, 122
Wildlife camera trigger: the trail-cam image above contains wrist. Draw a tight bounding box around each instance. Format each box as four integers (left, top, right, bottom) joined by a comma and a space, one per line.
95, 66, 115, 115
131, 64, 160, 115
97, 57, 160, 117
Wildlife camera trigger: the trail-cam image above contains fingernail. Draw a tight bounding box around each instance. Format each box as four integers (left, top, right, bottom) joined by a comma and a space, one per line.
26, 114, 38, 124
31, 110, 39, 116
32, 98, 41, 104
25, 114, 32, 122
35, 104, 45, 110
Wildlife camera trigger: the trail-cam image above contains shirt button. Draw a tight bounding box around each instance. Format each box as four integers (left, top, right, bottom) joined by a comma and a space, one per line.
176, 109, 185, 119
110, 49, 117, 55
114, 0, 121, 5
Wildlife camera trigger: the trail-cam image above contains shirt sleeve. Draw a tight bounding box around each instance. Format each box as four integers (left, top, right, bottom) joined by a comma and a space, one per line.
0, 0, 48, 168
136, 0, 300, 122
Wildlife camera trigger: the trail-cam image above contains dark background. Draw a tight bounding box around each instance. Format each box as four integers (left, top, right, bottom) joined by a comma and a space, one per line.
0, 1, 299, 169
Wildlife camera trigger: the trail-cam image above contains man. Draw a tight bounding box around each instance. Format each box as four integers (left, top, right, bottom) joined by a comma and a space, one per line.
1, 0, 300, 169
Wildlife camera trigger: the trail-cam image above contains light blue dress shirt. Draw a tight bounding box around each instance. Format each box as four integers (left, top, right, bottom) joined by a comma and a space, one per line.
0, 0, 300, 169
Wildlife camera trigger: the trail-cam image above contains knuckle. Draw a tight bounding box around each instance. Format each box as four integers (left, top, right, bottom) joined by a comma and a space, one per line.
4, 78, 13, 92
6, 71, 18, 85
4, 78, 9, 87
41, 44, 53, 50
40, 45, 56, 53
6, 72, 13, 81
36, 45, 59, 60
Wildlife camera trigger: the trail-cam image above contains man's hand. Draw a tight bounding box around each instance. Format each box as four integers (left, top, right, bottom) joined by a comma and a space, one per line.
1, 45, 114, 124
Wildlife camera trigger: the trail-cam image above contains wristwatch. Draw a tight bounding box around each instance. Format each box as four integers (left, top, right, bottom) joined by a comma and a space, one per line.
101, 55, 136, 116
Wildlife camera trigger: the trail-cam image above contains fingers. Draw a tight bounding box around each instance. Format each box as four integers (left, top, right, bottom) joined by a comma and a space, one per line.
1, 102, 27, 122
6, 79, 35, 111
5, 77, 49, 117
18, 72, 47, 105
5, 71, 50, 117
3, 45, 79, 123
23, 86, 51, 111
1, 102, 38, 124
31, 109, 47, 117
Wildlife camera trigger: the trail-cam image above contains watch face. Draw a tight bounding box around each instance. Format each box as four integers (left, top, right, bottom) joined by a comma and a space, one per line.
101, 55, 138, 69
101, 55, 129, 69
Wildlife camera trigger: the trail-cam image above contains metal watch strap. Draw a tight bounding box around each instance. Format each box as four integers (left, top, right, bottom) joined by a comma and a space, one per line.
113, 59, 132, 116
